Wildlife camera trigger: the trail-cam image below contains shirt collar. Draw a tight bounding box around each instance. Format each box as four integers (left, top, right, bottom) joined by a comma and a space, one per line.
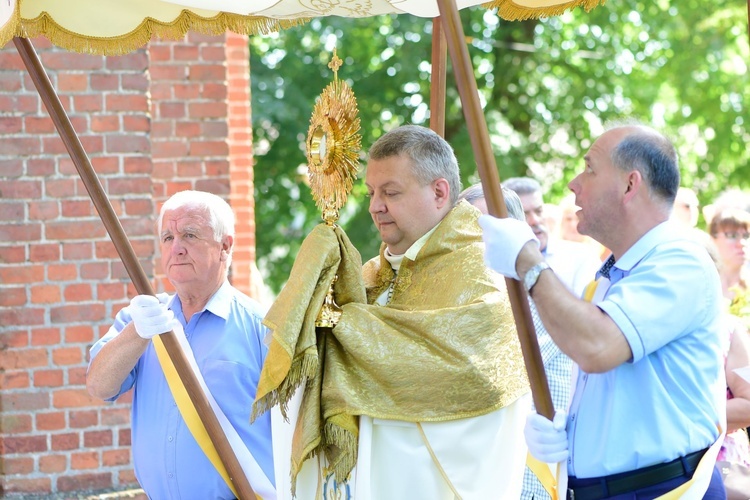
385, 224, 440, 271
596, 221, 679, 283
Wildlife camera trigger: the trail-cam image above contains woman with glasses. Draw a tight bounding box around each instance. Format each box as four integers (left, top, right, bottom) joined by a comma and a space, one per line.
710, 208, 750, 302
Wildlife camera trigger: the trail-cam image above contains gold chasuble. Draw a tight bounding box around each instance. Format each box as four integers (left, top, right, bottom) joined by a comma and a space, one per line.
253, 201, 529, 489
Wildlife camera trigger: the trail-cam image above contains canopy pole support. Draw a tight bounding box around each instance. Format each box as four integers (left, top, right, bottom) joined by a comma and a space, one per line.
12, 36, 257, 500
432, 6, 554, 419
430, 17, 447, 137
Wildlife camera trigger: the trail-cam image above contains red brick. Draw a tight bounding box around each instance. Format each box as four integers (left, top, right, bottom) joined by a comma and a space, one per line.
173, 83, 201, 100
65, 325, 95, 343
118, 469, 141, 487
3, 456, 34, 474
28, 200, 60, 220
45, 178, 76, 197
106, 134, 149, 154
202, 82, 228, 100
102, 408, 130, 426
30, 284, 61, 304
68, 366, 87, 385
118, 428, 132, 446
79, 262, 109, 280
69, 410, 98, 429
51, 432, 80, 451
24, 115, 55, 134
188, 64, 225, 81
71, 451, 100, 470
58, 73, 89, 92
149, 44, 172, 62
53, 388, 100, 408
189, 140, 229, 157
189, 102, 227, 118
29, 243, 60, 262
41, 52, 104, 71
50, 304, 106, 324
48, 263, 77, 281
0, 158, 24, 177
26, 157, 55, 176
0, 116, 22, 133
123, 115, 150, 132
46, 220, 106, 240
201, 121, 229, 138
36, 411, 66, 431
91, 115, 120, 132
103, 448, 130, 466
0, 179, 42, 198
2, 477, 51, 494
34, 369, 64, 388
150, 65, 188, 81
0, 245, 26, 263
57, 472, 112, 492
91, 155, 121, 174
39, 454, 67, 473
52, 346, 83, 365
1, 413, 33, 433
0, 137, 40, 155
64, 283, 93, 301
0, 286, 26, 306
83, 430, 113, 448
122, 73, 149, 92
0, 72, 23, 91
1, 434, 48, 454
106, 51, 148, 71
0, 307, 46, 327
30, 328, 61, 346
0, 329, 29, 349
0, 370, 30, 389
106, 94, 148, 113
152, 140, 189, 158
123, 156, 152, 174
61, 201, 94, 218
72, 94, 104, 112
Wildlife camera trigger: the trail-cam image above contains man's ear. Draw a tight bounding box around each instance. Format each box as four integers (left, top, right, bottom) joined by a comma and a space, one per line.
433, 178, 451, 209
221, 235, 234, 261
623, 170, 642, 204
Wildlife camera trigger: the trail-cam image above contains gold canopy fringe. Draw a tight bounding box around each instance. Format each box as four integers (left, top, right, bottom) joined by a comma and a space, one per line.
16, 10, 307, 56
0, 1, 20, 49
487, 0, 606, 21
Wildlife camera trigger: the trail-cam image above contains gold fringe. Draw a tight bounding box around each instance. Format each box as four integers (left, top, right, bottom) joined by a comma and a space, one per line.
485, 0, 606, 21
0, 1, 21, 49
323, 420, 358, 483
17, 10, 307, 56
251, 348, 318, 422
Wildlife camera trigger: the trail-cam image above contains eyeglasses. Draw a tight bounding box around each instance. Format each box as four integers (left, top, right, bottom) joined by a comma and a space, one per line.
719, 231, 750, 241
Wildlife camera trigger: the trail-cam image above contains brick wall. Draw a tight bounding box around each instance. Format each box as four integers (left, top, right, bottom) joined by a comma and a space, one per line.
0, 32, 258, 496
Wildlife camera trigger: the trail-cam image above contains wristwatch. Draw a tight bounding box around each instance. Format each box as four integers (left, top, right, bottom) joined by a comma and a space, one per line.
523, 262, 551, 293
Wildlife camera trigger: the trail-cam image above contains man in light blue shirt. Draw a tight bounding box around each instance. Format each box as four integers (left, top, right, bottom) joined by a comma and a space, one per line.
480, 123, 726, 498
87, 191, 274, 499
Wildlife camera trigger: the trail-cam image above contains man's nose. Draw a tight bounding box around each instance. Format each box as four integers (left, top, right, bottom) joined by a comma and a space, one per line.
369, 194, 384, 213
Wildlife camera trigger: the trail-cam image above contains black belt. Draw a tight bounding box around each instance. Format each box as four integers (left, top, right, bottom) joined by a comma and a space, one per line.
567, 447, 708, 500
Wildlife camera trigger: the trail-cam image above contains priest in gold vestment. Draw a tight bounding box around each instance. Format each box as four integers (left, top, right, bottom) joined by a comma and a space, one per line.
254, 125, 530, 499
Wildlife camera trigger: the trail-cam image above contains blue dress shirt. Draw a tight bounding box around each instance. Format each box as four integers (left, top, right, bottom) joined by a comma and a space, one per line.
567, 222, 724, 478
89, 282, 273, 499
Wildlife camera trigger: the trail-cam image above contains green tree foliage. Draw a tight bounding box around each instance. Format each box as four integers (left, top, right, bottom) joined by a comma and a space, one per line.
250, 0, 749, 293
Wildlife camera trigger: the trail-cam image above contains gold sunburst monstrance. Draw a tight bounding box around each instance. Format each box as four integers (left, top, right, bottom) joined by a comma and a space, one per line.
306, 51, 361, 226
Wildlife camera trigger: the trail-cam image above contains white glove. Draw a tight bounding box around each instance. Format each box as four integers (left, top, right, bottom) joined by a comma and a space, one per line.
129, 294, 175, 340
524, 410, 569, 464
478, 215, 539, 279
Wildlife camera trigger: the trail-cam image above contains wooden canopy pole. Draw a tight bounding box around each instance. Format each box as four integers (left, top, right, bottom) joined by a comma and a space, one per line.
429, 17, 447, 136
432, 5, 554, 419
13, 36, 257, 500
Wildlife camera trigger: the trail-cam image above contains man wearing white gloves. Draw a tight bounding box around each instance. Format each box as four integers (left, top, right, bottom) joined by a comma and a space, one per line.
480, 123, 727, 498
86, 191, 275, 499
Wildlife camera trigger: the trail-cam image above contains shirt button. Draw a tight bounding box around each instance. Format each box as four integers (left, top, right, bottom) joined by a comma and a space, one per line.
168, 472, 173, 478
168, 436, 173, 442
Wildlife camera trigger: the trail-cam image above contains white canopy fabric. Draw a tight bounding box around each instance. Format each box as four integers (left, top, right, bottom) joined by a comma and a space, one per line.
1, 0, 604, 55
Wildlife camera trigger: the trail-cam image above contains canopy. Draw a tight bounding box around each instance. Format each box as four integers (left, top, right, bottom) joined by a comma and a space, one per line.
1, 0, 604, 55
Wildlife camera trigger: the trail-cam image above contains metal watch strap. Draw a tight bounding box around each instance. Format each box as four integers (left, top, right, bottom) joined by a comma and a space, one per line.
523, 261, 551, 293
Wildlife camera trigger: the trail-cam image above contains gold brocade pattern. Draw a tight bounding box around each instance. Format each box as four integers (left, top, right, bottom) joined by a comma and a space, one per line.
253, 202, 529, 489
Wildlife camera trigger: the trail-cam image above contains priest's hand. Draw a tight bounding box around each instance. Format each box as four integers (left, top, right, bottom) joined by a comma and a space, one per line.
129, 295, 175, 340
478, 215, 538, 280
524, 410, 568, 463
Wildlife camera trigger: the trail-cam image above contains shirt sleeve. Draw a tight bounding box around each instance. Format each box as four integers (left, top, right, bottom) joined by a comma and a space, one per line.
597, 242, 716, 363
